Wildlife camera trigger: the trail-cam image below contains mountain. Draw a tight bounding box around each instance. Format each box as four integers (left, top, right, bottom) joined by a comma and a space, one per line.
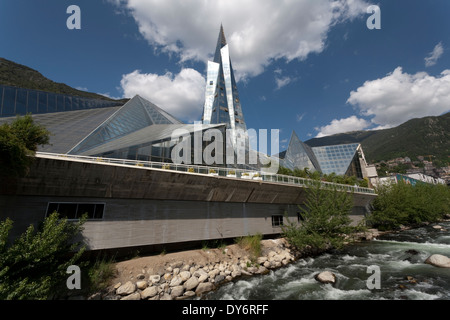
0, 57, 127, 103
306, 112, 450, 165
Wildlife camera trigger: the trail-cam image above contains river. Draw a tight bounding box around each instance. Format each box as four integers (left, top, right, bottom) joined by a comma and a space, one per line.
204, 221, 450, 300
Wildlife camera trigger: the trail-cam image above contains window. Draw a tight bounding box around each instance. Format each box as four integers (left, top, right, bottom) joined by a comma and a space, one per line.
272, 215, 283, 227
46, 202, 105, 220
209, 81, 214, 85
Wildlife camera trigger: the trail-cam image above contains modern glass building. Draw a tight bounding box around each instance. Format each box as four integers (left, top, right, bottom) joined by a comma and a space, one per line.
0, 25, 374, 179
279, 130, 368, 178
202, 25, 248, 151
0, 84, 121, 117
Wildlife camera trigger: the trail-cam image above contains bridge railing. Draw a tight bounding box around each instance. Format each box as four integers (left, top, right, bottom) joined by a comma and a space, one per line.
35, 152, 376, 195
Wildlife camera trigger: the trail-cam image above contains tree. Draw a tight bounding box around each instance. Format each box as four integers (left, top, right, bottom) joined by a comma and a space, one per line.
0, 114, 50, 177
282, 181, 355, 252
0, 212, 86, 300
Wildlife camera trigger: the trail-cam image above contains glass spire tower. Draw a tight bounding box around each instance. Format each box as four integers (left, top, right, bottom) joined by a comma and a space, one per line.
202, 25, 247, 151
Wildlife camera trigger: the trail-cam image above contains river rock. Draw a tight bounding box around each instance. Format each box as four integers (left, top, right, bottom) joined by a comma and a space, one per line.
170, 276, 183, 287
116, 281, 136, 296
195, 282, 215, 295
149, 275, 161, 284
120, 292, 141, 300
170, 285, 185, 298
425, 254, 450, 268
179, 271, 191, 282
315, 271, 336, 284
136, 280, 148, 290
184, 276, 199, 290
141, 286, 158, 299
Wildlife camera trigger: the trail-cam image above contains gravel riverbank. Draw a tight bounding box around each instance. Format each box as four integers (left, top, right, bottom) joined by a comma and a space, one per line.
88, 229, 382, 300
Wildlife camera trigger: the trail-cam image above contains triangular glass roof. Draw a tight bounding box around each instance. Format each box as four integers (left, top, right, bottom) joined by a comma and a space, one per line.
68, 95, 182, 155
311, 143, 360, 176
282, 131, 321, 172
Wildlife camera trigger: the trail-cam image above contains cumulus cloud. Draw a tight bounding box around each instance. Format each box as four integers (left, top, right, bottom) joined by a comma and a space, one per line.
110, 0, 368, 80
425, 42, 444, 67
120, 68, 205, 122
315, 115, 370, 137
347, 67, 450, 129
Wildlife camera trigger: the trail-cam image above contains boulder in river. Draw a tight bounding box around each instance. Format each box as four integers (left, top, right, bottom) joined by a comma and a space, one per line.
425, 254, 450, 268
315, 271, 336, 284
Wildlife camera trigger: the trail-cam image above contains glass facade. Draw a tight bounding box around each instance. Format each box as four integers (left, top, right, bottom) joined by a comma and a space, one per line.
0, 85, 122, 117
280, 131, 365, 178
91, 124, 228, 166
281, 131, 320, 172
311, 143, 360, 176
69, 95, 182, 155
202, 26, 248, 150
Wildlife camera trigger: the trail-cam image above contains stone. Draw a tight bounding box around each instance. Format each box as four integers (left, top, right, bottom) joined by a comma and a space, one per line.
315, 271, 336, 284
136, 281, 148, 290
198, 274, 209, 283
184, 276, 199, 291
170, 276, 183, 287
257, 257, 268, 264
120, 292, 141, 300
214, 274, 226, 284
163, 273, 173, 282
170, 285, 185, 298
136, 273, 145, 280
195, 282, 215, 295
160, 293, 173, 300
425, 254, 450, 268
179, 271, 191, 282
184, 291, 196, 297
140, 286, 158, 299
116, 281, 136, 296
231, 270, 241, 278
149, 275, 161, 284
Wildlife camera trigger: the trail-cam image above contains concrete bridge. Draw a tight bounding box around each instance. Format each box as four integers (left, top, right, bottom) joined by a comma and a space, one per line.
0, 153, 377, 254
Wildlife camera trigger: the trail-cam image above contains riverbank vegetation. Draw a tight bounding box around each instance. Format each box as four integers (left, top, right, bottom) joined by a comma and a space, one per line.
366, 181, 450, 231
0, 213, 86, 299
277, 166, 369, 188
282, 182, 365, 252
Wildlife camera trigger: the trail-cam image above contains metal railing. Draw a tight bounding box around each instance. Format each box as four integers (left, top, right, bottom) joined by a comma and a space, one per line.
35, 152, 377, 195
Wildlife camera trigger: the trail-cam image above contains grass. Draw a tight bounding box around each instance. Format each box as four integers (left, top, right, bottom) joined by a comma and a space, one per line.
235, 233, 263, 259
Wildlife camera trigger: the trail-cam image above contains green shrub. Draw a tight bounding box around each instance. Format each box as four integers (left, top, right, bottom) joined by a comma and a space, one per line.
367, 181, 450, 230
0, 212, 86, 300
282, 182, 355, 251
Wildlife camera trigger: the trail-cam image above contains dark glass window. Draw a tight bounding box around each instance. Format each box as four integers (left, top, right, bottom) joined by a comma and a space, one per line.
46, 203, 105, 220
272, 215, 284, 227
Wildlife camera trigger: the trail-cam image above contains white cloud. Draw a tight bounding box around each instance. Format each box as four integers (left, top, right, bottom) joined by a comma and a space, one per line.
347, 67, 450, 128
120, 68, 205, 122
275, 76, 295, 90
315, 116, 370, 137
425, 42, 444, 67
111, 0, 368, 81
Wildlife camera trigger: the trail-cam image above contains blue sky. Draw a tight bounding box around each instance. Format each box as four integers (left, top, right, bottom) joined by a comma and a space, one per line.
1, 0, 450, 151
